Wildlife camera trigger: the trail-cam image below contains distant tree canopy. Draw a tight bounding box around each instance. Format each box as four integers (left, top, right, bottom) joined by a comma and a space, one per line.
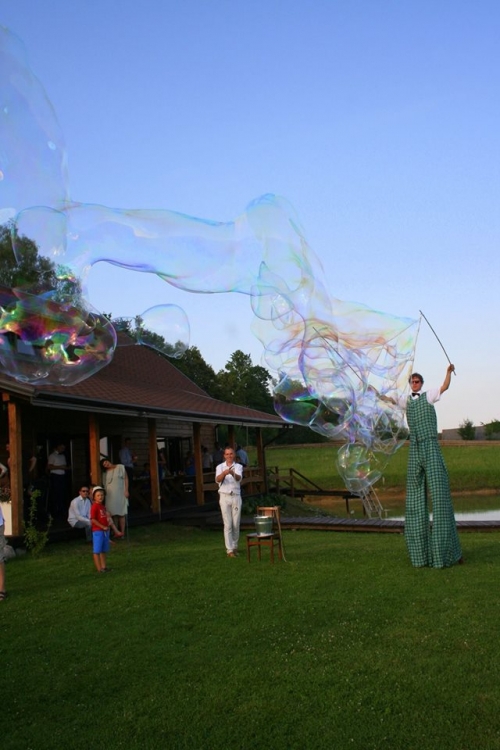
484, 419, 500, 440
0, 223, 80, 297
112, 315, 185, 357
217, 350, 274, 413
0, 224, 58, 292
170, 346, 221, 399
457, 418, 476, 441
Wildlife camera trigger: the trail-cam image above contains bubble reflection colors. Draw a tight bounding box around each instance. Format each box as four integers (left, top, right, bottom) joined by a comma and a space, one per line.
0, 285, 116, 385
0, 26, 418, 493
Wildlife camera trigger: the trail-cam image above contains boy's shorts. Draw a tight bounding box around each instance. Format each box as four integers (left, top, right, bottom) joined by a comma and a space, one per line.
92, 529, 110, 554
0, 523, 7, 563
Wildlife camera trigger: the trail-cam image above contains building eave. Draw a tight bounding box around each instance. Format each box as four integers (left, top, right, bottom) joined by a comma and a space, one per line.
29, 390, 284, 428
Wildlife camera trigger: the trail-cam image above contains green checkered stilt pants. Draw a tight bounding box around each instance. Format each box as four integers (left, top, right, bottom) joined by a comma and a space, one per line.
406, 394, 462, 568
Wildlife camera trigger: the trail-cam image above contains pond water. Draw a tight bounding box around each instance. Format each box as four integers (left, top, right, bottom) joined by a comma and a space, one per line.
309, 494, 500, 522
390, 510, 500, 521
387, 495, 500, 522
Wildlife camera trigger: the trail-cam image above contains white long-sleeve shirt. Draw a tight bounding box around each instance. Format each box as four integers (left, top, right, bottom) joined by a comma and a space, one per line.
68, 496, 91, 527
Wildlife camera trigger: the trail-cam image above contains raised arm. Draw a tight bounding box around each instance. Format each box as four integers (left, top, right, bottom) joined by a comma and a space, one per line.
440, 364, 455, 394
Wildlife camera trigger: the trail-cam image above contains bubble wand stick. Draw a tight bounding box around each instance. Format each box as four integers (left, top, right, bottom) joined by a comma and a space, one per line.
313, 328, 363, 383
419, 310, 456, 376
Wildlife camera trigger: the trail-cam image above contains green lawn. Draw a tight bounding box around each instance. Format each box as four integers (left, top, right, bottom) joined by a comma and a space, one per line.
3, 524, 500, 749
258, 443, 500, 494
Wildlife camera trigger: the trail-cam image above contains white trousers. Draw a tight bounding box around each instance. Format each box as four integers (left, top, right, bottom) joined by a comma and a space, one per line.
219, 493, 242, 553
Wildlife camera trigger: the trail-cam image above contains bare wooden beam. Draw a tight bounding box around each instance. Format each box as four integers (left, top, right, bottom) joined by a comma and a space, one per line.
255, 428, 268, 495
148, 419, 160, 514
192, 422, 204, 505
89, 414, 100, 486
8, 400, 23, 535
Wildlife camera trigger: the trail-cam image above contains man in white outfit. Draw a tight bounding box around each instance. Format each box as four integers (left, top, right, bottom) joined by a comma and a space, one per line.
216, 447, 243, 558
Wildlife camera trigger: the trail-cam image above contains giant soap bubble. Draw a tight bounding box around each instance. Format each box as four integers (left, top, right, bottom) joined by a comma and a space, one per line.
0, 26, 418, 493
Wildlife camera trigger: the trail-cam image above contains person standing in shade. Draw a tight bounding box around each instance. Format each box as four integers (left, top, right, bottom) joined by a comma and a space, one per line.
100, 459, 129, 536
216, 447, 243, 558
119, 437, 136, 487
212, 443, 224, 467
201, 446, 213, 473
47, 443, 71, 516
236, 444, 249, 468
405, 365, 463, 568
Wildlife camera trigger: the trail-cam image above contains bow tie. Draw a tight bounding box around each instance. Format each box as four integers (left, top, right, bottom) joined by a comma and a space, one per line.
411, 393, 420, 398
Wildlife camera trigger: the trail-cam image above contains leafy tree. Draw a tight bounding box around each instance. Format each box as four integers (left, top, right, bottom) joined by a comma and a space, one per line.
457, 418, 476, 441
274, 424, 327, 445
169, 346, 221, 398
484, 419, 500, 440
0, 223, 80, 297
218, 350, 273, 413
113, 315, 186, 359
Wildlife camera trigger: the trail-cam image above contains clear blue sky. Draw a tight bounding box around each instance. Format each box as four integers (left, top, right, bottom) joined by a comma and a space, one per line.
2, 0, 500, 429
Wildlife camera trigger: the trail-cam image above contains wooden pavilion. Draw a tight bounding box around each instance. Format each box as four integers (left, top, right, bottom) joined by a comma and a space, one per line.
0, 340, 284, 536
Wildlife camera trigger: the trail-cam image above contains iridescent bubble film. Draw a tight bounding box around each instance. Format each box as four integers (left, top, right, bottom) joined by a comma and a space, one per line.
0, 285, 115, 385
0, 26, 418, 492
0, 28, 69, 222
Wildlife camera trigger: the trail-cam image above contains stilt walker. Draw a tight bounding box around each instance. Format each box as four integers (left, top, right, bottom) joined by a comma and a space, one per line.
405, 365, 463, 568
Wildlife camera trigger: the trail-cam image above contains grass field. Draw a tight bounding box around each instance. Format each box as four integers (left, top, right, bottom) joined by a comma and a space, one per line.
3, 524, 500, 750
256, 442, 500, 495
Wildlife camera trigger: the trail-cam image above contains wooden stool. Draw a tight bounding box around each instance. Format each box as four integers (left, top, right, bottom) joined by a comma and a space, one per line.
246, 506, 283, 563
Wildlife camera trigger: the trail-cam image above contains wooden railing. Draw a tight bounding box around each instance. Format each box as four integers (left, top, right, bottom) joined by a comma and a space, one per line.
203, 465, 324, 499
266, 466, 323, 497
266, 467, 387, 519
200, 466, 386, 520
202, 466, 266, 499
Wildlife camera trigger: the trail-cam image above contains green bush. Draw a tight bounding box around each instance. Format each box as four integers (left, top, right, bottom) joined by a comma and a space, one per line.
242, 492, 287, 515
23, 490, 52, 556
484, 419, 500, 440
458, 418, 476, 440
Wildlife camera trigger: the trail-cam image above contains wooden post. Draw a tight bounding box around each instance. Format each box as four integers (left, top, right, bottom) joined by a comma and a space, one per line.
89, 414, 101, 487
227, 425, 235, 449
6, 397, 23, 536
148, 419, 160, 514
255, 428, 268, 495
192, 422, 204, 505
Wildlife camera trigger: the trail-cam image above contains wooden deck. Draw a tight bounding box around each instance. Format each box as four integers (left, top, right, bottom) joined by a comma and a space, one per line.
141, 501, 500, 534
29, 502, 500, 547
206, 514, 500, 534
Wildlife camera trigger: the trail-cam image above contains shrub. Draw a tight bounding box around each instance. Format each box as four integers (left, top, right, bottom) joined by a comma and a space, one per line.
242, 493, 287, 515
457, 418, 476, 440
484, 419, 500, 440
24, 490, 52, 556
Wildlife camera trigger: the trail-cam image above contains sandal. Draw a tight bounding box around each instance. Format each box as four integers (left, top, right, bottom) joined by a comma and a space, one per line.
0, 591, 7, 600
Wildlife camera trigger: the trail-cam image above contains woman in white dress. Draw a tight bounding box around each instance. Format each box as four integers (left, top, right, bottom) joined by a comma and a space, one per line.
100, 458, 129, 535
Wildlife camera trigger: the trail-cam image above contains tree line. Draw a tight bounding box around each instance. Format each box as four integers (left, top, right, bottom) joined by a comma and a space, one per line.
458, 418, 500, 440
